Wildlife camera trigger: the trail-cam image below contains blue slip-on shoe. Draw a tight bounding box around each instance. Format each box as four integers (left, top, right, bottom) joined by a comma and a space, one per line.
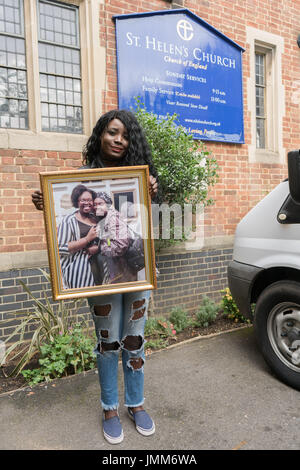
128, 408, 155, 436
102, 414, 124, 444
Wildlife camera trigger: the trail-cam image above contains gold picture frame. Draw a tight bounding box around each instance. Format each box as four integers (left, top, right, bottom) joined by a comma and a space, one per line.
40, 166, 157, 300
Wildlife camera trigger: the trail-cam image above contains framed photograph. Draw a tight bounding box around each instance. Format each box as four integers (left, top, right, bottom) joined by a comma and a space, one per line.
40, 166, 157, 300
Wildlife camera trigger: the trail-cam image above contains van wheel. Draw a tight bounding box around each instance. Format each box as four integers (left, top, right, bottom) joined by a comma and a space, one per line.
254, 281, 300, 390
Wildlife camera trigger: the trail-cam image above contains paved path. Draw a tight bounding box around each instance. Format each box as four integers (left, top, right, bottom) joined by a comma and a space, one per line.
0, 327, 299, 450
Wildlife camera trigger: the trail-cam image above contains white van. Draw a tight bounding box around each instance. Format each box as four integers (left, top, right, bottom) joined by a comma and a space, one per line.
228, 150, 300, 391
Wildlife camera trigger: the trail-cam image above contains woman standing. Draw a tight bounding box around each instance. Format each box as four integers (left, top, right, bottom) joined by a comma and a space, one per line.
32, 110, 158, 445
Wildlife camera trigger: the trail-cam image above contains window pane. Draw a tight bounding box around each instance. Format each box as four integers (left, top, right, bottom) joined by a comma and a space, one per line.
255, 53, 265, 86
41, 116, 49, 130
0, 0, 23, 35
39, 0, 79, 48
58, 105, 65, 117
255, 52, 266, 149
7, 52, 16, 67
57, 89, 64, 102
0, 0, 28, 129
40, 86, 48, 101
256, 118, 266, 149
16, 53, 25, 67
256, 87, 265, 117
38, 1, 82, 134
0, 95, 28, 129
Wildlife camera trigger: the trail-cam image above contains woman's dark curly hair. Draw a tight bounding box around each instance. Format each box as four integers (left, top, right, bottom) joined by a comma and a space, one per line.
71, 184, 96, 208
82, 109, 158, 180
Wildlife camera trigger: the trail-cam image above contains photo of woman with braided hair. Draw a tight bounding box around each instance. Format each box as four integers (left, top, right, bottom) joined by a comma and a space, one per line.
87, 190, 145, 286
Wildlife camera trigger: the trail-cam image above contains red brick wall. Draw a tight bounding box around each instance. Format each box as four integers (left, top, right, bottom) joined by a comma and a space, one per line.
204, 153, 287, 238
0, 149, 82, 253
184, 0, 299, 236
0, 0, 299, 254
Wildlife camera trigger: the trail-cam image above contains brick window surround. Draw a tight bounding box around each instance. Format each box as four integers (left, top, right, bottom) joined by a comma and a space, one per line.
246, 26, 285, 165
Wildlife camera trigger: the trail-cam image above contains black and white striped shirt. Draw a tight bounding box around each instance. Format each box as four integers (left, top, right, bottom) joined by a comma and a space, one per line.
57, 212, 95, 289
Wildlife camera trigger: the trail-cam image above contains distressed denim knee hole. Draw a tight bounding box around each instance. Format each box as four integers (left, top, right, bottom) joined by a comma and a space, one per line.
122, 335, 143, 351
132, 299, 145, 309
98, 341, 120, 354
94, 304, 111, 317
131, 307, 146, 320
129, 357, 144, 370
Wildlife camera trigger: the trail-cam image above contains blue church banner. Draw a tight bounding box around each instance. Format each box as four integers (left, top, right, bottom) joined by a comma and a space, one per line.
114, 9, 245, 144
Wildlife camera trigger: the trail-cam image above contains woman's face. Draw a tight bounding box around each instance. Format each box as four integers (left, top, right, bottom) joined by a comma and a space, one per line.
100, 118, 129, 164
94, 197, 108, 217
78, 191, 94, 215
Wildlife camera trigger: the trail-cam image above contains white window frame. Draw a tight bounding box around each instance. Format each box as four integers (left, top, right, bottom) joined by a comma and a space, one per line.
0, 0, 105, 151
247, 27, 285, 164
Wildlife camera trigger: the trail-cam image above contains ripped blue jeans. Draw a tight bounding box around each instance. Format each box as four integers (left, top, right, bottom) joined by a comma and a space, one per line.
88, 290, 150, 411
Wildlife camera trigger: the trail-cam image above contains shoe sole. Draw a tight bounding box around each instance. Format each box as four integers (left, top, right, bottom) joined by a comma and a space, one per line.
136, 424, 155, 436
128, 411, 155, 436
103, 429, 124, 445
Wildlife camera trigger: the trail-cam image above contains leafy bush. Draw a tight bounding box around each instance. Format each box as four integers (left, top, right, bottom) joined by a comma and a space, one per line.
156, 318, 177, 338
144, 317, 160, 337
144, 338, 169, 351
134, 99, 219, 249
134, 99, 218, 207
194, 296, 219, 328
221, 288, 250, 323
144, 316, 176, 350
21, 323, 96, 386
0, 269, 85, 377
169, 306, 193, 333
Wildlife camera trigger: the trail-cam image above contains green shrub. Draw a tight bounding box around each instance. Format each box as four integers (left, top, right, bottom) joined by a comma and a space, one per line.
144, 315, 176, 350
134, 99, 218, 207
169, 307, 192, 333
144, 338, 169, 351
21, 323, 96, 386
134, 99, 219, 249
0, 269, 84, 377
144, 317, 160, 337
195, 296, 219, 328
153, 317, 176, 337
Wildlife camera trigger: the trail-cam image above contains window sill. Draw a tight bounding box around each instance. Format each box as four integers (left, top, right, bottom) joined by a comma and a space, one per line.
0, 129, 88, 152
249, 147, 283, 164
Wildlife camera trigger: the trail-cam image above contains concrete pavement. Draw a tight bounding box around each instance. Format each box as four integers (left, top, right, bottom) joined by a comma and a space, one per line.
0, 326, 299, 451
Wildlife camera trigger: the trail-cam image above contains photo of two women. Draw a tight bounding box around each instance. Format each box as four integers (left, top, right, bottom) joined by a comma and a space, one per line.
55, 180, 145, 290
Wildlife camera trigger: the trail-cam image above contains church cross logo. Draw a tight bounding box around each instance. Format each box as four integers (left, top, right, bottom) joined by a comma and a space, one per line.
176, 19, 194, 41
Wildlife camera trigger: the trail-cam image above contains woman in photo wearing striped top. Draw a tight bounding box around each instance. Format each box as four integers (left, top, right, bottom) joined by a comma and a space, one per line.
57, 184, 98, 289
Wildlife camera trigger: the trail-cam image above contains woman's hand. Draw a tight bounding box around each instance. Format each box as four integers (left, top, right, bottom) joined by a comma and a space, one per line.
86, 225, 98, 243
86, 244, 99, 257
149, 175, 158, 200
32, 190, 44, 211
68, 225, 97, 254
